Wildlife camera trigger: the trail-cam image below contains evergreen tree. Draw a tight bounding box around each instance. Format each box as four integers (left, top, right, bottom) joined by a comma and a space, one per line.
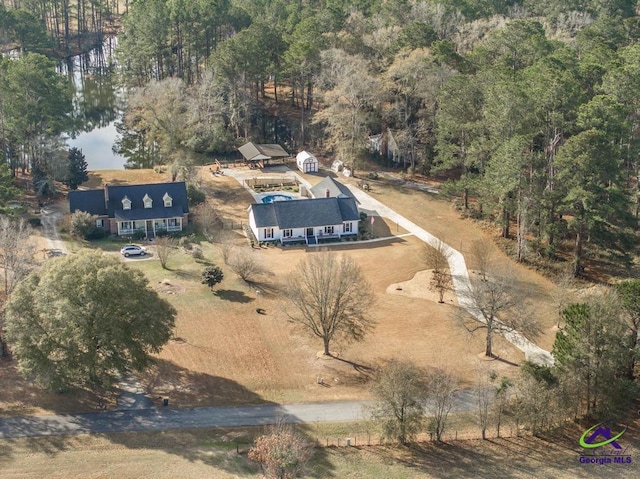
64, 147, 89, 190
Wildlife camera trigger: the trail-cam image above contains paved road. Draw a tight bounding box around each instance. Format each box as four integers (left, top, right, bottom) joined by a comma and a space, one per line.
0, 390, 478, 439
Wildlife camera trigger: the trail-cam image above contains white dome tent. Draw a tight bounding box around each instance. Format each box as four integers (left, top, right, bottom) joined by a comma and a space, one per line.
296, 151, 318, 173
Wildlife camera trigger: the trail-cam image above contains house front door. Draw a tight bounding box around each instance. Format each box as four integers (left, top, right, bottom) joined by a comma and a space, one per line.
306, 227, 314, 237
146, 220, 154, 238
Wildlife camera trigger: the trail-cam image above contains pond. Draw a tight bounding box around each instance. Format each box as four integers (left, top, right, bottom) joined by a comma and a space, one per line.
61, 36, 127, 171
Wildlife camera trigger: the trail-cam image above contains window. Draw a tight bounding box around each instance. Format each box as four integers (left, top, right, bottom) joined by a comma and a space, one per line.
168, 218, 178, 227
324, 226, 334, 234
264, 228, 274, 239
122, 196, 131, 210
143, 193, 153, 209
163, 192, 173, 207
120, 221, 132, 230
343, 222, 352, 233
283, 229, 292, 238
96, 219, 103, 228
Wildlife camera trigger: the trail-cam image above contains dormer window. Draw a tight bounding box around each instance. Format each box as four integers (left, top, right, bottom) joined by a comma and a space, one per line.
122, 196, 131, 210
163, 192, 173, 207
143, 194, 153, 209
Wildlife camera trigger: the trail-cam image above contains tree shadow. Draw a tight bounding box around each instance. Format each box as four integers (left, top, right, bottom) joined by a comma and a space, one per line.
330, 355, 375, 376
112, 359, 333, 477
171, 269, 201, 281
0, 359, 334, 478
488, 355, 520, 367
246, 279, 283, 298
213, 289, 255, 303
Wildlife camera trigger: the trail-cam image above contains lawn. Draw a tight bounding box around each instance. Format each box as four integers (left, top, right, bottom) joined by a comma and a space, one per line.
1, 419, 638, 479
2, 165, 559, 415
124, 166, 548, 407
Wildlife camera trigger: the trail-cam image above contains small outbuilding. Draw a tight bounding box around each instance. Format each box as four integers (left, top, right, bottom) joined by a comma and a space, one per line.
238, 142, 289, 167
296, 151, 318, 173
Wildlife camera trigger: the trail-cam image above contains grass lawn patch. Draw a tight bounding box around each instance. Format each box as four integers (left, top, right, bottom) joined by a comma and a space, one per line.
2, 418, 638, 478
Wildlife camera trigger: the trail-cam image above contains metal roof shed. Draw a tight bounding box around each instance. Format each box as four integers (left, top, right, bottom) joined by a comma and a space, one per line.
296, 151, 318, 173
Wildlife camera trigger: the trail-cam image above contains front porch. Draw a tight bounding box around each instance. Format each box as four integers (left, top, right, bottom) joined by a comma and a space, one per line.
117, 217, 183, 237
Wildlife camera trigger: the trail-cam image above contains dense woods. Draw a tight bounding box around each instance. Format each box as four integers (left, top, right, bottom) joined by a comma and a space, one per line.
2, 1, 640, 271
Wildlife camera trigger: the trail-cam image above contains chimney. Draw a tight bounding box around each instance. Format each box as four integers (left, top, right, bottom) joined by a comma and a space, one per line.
104, 183, 109, 208
325, 188, 330, 198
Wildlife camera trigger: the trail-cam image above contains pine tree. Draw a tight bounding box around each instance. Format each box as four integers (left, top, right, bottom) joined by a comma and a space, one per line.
64, 147, 89, 190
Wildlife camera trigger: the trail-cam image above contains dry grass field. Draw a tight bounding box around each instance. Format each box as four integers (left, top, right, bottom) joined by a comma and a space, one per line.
1, 165, 559, 415
1, 166, 637, 478
131, 167, 533, 407
1, 419, 639, 478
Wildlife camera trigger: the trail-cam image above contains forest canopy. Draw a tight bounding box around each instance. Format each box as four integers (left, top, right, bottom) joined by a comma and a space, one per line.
2, 0, 640, 272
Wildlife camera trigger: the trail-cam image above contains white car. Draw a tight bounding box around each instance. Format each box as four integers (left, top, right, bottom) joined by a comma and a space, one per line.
120, 244, 146, 257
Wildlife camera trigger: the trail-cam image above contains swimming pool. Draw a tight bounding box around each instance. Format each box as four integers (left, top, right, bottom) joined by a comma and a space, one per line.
261, 194, 294, 203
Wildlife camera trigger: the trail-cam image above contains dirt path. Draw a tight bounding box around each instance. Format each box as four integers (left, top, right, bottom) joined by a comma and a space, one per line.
40, 206, 68, 255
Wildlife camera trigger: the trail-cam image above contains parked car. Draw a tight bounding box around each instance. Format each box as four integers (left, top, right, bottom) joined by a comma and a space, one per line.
120, 244, 146, 257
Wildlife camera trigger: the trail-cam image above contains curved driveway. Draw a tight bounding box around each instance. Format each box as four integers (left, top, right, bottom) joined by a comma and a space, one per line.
347, 185, 554, 366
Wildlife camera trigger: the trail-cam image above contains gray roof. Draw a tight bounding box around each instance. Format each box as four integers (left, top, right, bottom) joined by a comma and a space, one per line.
69, 189, 108, 216
114, 205, 186, 221
310, 176, 354, 199
238, 142, 289, 161
106, 182, 189, 218
68, 182, 189, 220
251, 197, 359, 229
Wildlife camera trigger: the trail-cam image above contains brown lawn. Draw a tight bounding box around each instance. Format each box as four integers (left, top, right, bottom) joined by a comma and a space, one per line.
2, 165, 559, 415
132, 167, 535, 407
1, 418, 639, 478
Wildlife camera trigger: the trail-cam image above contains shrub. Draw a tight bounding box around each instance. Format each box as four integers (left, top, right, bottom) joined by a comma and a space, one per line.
201, 265, 224, 289
226, 247, 270, 283
85, 227, 107, 240
187, 183, 206, 206
70, 211, 98, 239
28, 218, 42, 228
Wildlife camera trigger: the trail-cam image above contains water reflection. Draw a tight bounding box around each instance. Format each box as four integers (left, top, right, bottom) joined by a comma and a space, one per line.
62, 36, 127, 170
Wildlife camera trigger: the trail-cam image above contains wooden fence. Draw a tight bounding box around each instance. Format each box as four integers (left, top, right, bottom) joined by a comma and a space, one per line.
244, 177, 298, 189
231, 427, 522, 454
221, 221, 245, 230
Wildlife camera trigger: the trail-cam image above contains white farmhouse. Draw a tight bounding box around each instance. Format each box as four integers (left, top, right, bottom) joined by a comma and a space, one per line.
248, 196, 360, 245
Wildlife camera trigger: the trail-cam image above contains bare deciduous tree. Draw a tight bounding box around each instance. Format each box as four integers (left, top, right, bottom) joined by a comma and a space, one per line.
470, 238, 494, 282
369, 360, 426, 445
154, 236, 178, 269
475, 367, 494, 440
225, 246, 271, 284
192, 202, 222, 243
248, 419, 313, 479
0, 216, 36, 356
550, 267, 576, 328
425, 240, 452, 303
0, 217, 35, 297
493, 376, 512, 438
285, 252, 375, 356
426, 368, 458, 442
458, 267, 540, 358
